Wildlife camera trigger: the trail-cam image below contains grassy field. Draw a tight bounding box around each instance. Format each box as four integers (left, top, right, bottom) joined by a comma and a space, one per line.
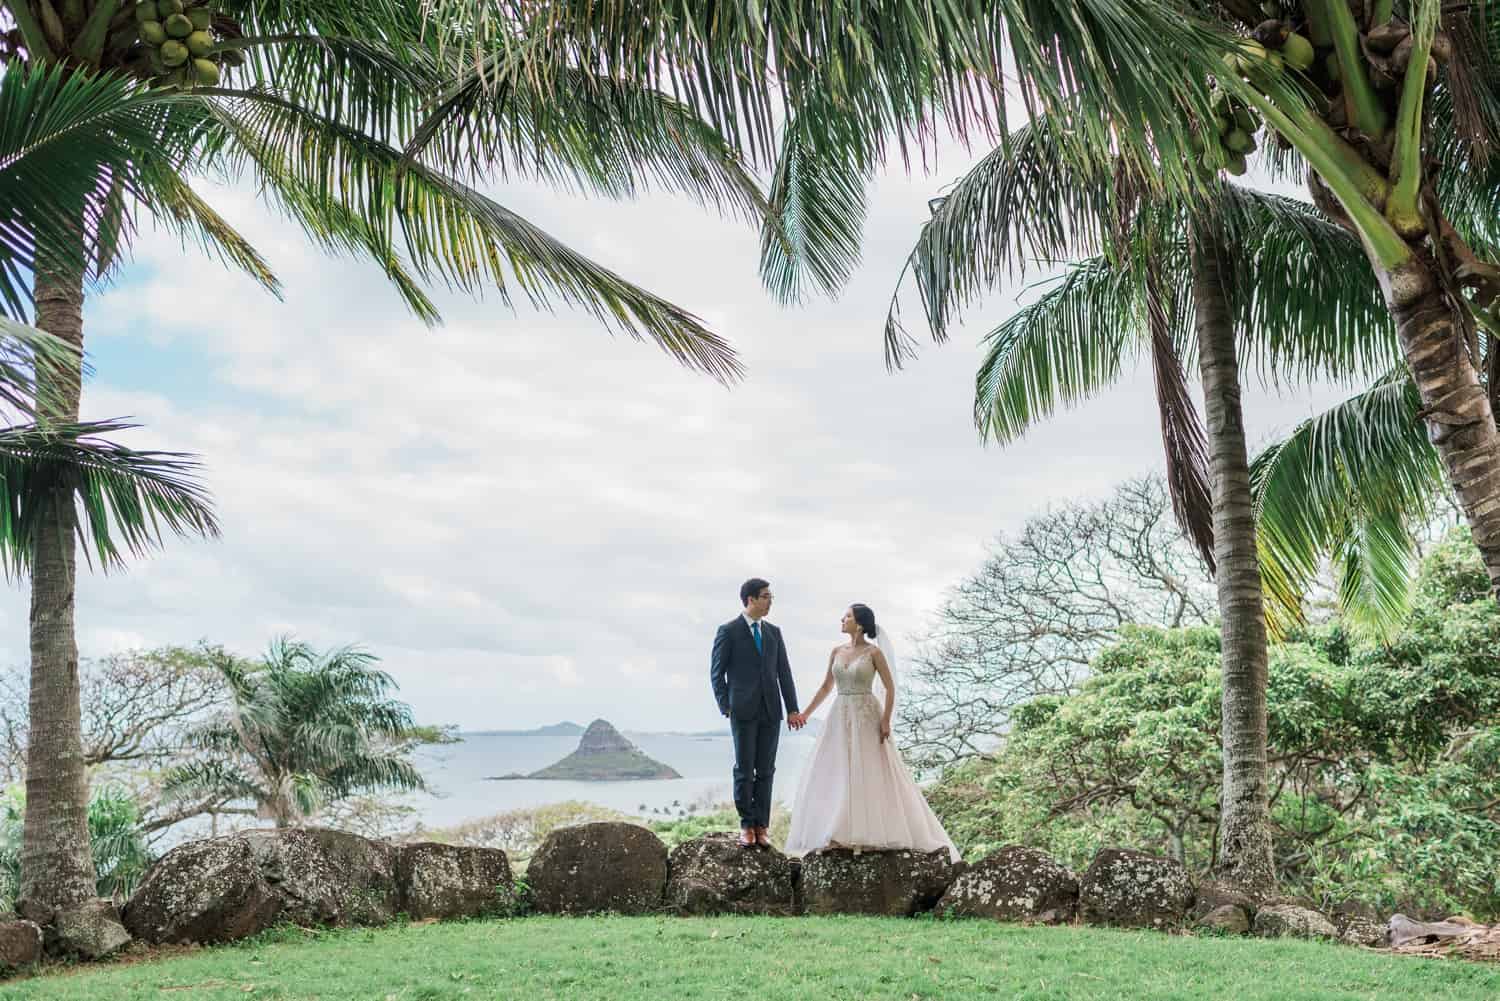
3, 915, 1498, 1001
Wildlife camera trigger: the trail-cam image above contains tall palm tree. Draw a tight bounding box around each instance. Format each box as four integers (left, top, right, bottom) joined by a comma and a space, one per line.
0, 0, 782, 917
762, 100, 1396, 887
164, 638, 429, 828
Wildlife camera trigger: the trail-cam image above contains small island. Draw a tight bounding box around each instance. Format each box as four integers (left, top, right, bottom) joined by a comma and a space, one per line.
488, 719, 681, 781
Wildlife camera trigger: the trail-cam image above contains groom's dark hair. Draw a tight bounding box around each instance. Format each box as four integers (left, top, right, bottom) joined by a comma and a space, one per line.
740, 578, 770, 606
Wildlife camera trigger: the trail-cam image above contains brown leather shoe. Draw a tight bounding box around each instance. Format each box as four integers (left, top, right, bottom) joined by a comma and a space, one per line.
738, 829, 756, 848
755, 827, 772, 849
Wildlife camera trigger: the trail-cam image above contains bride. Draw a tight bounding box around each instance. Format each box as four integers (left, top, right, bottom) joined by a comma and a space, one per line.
784, 604, 958, 861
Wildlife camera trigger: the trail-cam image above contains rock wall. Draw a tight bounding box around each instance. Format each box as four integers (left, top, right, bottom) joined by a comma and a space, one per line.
46, 825, 1391, 964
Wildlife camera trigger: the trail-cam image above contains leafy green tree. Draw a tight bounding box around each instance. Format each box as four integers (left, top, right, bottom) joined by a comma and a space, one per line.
930, 529, 1500, 918
0, 785, 151, 908
164, 638, 435, 828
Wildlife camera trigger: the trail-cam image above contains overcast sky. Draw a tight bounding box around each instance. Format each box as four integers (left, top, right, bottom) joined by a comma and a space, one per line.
0, 142, 1357, 731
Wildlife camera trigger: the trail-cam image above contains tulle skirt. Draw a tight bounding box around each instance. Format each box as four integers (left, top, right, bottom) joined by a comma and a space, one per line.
784, 691, 959, 861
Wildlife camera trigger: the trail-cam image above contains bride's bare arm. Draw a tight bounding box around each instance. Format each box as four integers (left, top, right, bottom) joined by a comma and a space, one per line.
872, 648, 895, 742
800, 650, 838, 719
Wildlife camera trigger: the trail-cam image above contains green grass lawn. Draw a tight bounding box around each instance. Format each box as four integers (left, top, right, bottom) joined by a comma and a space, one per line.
3, 916, 1497, 1001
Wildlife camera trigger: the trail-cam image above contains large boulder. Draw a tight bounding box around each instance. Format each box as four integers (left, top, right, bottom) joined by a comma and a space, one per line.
936, 846, 1077, 924
49, 899, 130, 959
397, 842, 515, 920
528, 822, 667, 915
1253, 903, 1338, 940
124, 836, 283, 945
665, 833, 798, 916
0, 920, 43, 970
1079, 848, 1194, 929
242, 828, 401, 927
800, 849, 959, 917
1189, 880, 1256, 935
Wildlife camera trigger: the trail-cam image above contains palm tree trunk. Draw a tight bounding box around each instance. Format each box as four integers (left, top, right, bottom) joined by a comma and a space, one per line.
1378, 255, 1500, 590
1190, 212, 1276, 894
17, 252, 98, 919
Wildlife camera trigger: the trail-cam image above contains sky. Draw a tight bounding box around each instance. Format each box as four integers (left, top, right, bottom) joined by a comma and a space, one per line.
0, 142, 1357, 732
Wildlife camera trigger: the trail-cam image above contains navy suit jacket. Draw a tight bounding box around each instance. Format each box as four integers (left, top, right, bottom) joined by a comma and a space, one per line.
710, 616, 799, 722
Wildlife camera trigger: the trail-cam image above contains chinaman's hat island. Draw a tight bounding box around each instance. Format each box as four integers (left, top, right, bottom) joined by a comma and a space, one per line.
485, 719, 682, 781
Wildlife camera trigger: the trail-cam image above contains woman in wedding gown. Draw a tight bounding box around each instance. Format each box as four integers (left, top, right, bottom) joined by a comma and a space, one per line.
784, 604, 959, 861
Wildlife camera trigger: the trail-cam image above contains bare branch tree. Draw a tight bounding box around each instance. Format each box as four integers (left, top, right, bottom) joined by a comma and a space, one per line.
899, 476, 1214, 772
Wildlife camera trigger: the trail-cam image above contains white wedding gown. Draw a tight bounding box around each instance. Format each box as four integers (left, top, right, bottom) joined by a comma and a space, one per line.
784, 647, 959, 861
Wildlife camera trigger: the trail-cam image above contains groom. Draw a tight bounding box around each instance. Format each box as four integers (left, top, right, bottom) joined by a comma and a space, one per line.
710, 578, 804, 848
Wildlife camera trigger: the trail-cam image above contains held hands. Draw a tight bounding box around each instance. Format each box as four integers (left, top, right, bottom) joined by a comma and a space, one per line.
787, 712, 807, 731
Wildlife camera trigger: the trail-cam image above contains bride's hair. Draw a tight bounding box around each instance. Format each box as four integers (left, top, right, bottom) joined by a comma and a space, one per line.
850, 603, 878, 639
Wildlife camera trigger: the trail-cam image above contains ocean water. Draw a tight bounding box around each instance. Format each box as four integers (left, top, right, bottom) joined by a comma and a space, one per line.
402, 731, 819, 830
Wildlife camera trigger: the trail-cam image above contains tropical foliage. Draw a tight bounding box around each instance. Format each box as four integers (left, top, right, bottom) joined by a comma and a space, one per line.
0, 785, 150, 908
163, 638, 435, 828
927, 529, 1500, 919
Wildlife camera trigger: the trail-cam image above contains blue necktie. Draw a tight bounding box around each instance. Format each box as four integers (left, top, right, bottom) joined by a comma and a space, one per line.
752, 621, 763, 654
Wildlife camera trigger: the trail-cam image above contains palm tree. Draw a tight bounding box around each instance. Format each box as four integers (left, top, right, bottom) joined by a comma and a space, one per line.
1, 0, 787, 916
2, 317, 218, 919
763, 98, 1398, 888
164, 638, 429, 828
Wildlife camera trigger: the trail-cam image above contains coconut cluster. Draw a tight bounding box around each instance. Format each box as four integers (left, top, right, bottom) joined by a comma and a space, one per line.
134, 0, 239, 87
1196, 90, 1262, 176
1197, 17, 1318, 176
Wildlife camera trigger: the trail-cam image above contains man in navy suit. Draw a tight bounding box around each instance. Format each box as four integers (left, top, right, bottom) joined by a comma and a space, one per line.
710, 578, 804, 848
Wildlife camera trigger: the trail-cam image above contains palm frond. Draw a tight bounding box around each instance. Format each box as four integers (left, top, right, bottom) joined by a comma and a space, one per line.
0, 63, 201, 320
1214, 186, 1397, 385
142, 169, 281, 297
425, 0, 1253, 197
758, 113, 875, 305
0, 317, 86, 420
204, 91, 742, 380
404, 56, 767, 221
1250, 373, 1443, 638
1143, 254, 1215, 571
894, 115, 1122, 360
0, 420, 220, 577
974, 258, 1147, 445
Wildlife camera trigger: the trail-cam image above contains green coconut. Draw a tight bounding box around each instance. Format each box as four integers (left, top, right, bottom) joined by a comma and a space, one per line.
164, 12, 193, 37
1282, 32, 1315, 71
135, 2, 158, 23
139, 20, 167, 44
219, 48, 245, 67
1225, 153, 1249, 176
1233, 107, 1258, 132
186, 29, 214, 56
161, 39, 189, 66
188, 6, 214, 29
1222, 128, 1252, 153
1325, 52, 1341, 80
1213, 113, 1231, 136
157, 0, 183, 15
192, 57, 221, 86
